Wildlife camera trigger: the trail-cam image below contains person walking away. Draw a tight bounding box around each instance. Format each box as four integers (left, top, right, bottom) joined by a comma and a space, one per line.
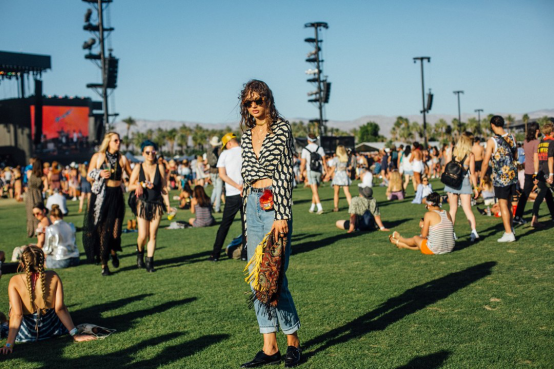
25, 159, 47, 238
300, 134, 327, 214
209, 133, 246, 261
239, 80, 301, 368
480, 116, 518, 242
514, 122, 541, 225
330, 145, 352, 212
443, 132, 480, 242
530, 121, 554, 227
409, 142, 424, 191
472, 137, 485, 180
208, 136, 223, 213
401, 146, 415, 192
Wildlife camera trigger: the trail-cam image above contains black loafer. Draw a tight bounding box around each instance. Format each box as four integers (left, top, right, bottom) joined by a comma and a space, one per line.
284, 346, 301, 368
240, 350, 281, 368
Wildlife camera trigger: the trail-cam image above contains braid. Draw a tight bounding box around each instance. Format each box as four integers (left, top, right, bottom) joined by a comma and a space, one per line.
23, 252, 35, 309
38, 253, 46, 302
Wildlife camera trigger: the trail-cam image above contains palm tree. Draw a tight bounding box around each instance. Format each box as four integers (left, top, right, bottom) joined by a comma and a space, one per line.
154, 128, 167, 154
434, 119, 448, 142
522, 113, 529, 135
132, 132, 147, 155
466, 117, 481, 136
505, 114, 515, 129
410, 122, 424, 140
121, 116, 136, 151
537, 116, 551, 127
390, 126, 398, 141
192, 124, 207, 149
165, 128, 178, 156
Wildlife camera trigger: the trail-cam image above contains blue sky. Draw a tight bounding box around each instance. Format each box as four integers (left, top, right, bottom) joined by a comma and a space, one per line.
1, 0, 553, 125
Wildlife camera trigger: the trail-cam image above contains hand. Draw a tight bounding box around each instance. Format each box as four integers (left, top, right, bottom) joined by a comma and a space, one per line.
272, 220, 289, 241
473, 189, 480, 199
135, 185, 143, 197
379, 227, 390, 232
533, 178, 539, 185
238, 185, 243, 197
548, 176, 554, 185
73, 334, 97, 342
146, 182, 154, 189
0, 345, 13, 355
347, 227, 355, 234
100, 170, 111, 179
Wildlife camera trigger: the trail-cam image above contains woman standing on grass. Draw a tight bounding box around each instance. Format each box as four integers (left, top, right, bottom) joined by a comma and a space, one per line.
84, 132, 132, 276
514, 122, 541, 225
444, 132, 480, 242
78, 163, 92, 213
239, 80, 301, 368
128, 140, 171, 273
409, 142, 424, 190
1, 246, 94, 354
330, 145, 352, 211
25, 159, 47, 238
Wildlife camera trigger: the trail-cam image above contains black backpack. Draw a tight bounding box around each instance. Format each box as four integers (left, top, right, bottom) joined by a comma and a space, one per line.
441, 154, 467, 189
306, 146, 322, 172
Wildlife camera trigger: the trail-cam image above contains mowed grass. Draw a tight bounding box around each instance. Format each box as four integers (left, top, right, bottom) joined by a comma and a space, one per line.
0, 179, 553, 368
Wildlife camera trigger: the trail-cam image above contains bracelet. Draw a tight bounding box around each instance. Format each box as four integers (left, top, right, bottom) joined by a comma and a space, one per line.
550, 174, 553, 177
5, 343, 12, 348
380, 226, 386, 230
69, 327, 78, 337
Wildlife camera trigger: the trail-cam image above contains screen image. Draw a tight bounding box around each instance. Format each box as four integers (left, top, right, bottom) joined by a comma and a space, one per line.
30, 105, 89, 139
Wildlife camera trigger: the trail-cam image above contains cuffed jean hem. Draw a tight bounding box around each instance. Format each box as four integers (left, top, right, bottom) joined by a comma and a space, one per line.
259, 322, 300, 335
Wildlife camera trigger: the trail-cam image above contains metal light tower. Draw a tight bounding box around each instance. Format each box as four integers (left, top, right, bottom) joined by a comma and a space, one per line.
82, 0, 118, 133
453, 90, 464, 125
413, 57, 431, 148
305, 22, 329, 138
475, 109, 483, 125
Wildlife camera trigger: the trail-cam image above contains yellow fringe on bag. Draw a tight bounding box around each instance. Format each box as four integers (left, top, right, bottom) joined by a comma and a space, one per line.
243, 231, 271, 291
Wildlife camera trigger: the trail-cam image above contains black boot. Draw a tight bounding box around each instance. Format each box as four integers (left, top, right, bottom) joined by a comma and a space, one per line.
145, 256, 155, 273
111, 253, 120, 268
102, 265, 111, 276
137, 249, 145, 268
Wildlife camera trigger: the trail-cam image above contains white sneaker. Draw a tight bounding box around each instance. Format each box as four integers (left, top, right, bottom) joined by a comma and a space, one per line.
497, 232, 516, 243
317, 209, 324, 215
309, 208, 315, 213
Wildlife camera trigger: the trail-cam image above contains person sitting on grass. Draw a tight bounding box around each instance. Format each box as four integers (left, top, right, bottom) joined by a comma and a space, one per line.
476, 175, 496, 216
43, 204, 80, 269
386, 170, 404, 200
188, 185, 215, 227
0, 246, 94, 355
336, 186, 389, 233
12, 202, 52, 262
178, 182, 193, 210
388, 192, 455, 255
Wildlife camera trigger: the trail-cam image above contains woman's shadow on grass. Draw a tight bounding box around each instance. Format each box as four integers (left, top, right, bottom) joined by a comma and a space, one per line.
396, 350, 451, 369
302, 262, 496, 361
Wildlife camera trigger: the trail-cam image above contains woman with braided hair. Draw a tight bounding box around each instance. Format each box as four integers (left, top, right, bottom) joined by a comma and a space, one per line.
83, 132, 132, 276
1, 246, 94, 354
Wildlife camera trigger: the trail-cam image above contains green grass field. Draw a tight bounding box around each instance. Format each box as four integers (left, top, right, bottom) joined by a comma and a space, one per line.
0, 179, 553, 368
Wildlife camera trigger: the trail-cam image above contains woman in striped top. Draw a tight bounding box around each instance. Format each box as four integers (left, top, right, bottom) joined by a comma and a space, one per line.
388, 192, 455, 255
188, 185, 215, 227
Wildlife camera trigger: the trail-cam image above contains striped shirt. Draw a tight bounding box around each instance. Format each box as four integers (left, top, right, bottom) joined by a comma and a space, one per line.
427, 210, 455, 254
193, 204, 215, 227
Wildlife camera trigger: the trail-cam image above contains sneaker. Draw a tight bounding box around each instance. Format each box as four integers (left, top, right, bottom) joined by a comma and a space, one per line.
317, 209, 324, 215
309, 208, 315, 213
497, 232, 516, 243
453, 232, 458, 241
470, 233, 479, 242
513, 216, 527, 226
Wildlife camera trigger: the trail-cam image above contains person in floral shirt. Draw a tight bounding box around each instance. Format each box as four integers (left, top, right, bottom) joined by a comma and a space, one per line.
480, 115, 518, 243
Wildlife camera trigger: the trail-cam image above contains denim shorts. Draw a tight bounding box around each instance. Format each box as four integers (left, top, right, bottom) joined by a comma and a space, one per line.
246, 189, 300, 335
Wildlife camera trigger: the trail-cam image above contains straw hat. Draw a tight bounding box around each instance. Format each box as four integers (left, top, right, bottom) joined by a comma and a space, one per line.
209, 136, 221, 147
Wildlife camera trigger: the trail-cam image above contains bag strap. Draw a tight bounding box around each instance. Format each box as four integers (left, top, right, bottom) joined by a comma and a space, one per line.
497, 135, 516, 159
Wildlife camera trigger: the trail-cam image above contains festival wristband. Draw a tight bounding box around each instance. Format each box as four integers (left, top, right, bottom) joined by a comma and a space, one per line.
69, 327, 78, 337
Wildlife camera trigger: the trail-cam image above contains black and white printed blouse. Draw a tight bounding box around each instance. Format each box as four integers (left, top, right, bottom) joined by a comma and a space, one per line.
241, 120, 295, 221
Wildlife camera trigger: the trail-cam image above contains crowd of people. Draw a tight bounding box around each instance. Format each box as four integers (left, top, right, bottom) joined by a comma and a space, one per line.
0, 80, 553, 367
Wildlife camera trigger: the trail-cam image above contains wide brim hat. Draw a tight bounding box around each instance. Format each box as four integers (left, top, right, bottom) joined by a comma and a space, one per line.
210, 136, 221, 147
359, 186, 373, 199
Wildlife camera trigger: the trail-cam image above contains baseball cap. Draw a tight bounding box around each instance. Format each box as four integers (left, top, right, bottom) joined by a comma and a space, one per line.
221, 133, 237, 149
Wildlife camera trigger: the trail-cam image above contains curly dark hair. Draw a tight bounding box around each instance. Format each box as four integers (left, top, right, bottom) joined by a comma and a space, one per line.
239, 80, 284, 132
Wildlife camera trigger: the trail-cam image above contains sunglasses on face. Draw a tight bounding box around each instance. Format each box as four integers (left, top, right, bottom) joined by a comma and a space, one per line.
113, 139, 120, 143
144, 151, 157, 156
33, 212, 42, 217
243, 98, 264, 108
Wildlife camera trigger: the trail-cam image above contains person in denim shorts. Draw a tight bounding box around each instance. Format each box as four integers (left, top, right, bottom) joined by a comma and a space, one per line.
239, 80, 301, 368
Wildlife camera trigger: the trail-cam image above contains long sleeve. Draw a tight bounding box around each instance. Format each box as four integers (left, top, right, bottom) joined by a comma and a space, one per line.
272, 124, 294, 220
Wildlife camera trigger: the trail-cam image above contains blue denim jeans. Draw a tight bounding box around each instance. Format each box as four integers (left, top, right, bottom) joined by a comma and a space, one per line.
246, 189, 300, 335
210, 173, 223, 212
46, 257, 80, 269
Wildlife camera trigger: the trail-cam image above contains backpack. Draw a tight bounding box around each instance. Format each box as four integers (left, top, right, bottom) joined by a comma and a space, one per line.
441, 154, 467, 189
207, 147, 219, 173
305, 146, 322, 172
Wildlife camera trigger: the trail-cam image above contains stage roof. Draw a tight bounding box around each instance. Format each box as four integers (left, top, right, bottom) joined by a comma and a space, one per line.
0, 51, 51, 74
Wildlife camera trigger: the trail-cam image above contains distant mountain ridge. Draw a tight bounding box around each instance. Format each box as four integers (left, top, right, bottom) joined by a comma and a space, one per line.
114, 109, 554, 138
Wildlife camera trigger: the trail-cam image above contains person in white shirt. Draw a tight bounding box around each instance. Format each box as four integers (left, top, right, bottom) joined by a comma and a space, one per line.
209, 133, 245, 261
46, 189, 68, 216
300, 134, 328, 214
43, 205, 80, 269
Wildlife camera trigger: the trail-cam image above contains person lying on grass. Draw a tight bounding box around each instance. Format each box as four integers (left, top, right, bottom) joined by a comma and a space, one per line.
336, 186, 389, 233
0, 246, 94, 355
388, 192, 455, 255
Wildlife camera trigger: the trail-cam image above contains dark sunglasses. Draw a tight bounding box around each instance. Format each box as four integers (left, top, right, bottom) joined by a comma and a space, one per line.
243, 98, 264, 108
33, 212, 42, 217
144, 151, 157, 156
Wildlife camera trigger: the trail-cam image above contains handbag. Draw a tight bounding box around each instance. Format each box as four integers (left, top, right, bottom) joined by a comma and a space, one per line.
128, 191, 146, 216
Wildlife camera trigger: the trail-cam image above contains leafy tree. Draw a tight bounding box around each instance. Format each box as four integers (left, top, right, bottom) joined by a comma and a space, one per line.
466, 117, 481, 136
166, 128, 178, 156
358, 122, 385, 142
505, 114, 515, 128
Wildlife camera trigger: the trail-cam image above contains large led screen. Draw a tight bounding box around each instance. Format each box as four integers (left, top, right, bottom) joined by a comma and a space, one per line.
30, 105, 89, 139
